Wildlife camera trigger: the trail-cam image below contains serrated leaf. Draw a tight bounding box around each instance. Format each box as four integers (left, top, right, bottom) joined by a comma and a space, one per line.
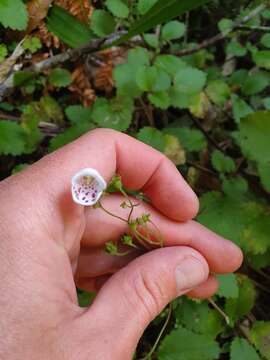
114, 47, 150, 98
189, 92, 211, 119
175, 298, 223, 338
161, 20, 186, 41
230, 338, 260, 360
232, 94, 253, 123
91, 97, 133, 131
164, 126, 206, 152
237, 111, 270, 164
217, 274, 239, 299
91, 9, 116, 37
212, 150, 236, 174
136, 66, 158, 92
174, 67, 207, 95
158, 326, 220, 360
137, 127, 165, 151
0, 120, 26, 155
65, 105, 92, 124
225, 275, 256, 325
0, 0, 28, 30
48, 68, 72, 87
164, 134, 186, 165
155, 55, 187, 76
148, 91, 170, 109
251, 321, 270, 360
226, 40, 247, 57
47, 5, 94, 48
206, 80, 231, 106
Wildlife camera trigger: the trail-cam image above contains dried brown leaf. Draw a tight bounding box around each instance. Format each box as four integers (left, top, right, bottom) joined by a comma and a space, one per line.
27, 0, 53, 32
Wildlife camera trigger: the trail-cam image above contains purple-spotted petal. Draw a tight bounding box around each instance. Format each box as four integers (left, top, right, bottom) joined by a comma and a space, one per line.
71, 168, 107, 206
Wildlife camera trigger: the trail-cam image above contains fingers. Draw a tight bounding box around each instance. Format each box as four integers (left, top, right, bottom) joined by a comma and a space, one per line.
5, 128, 198, 223
80, 247, 208, 357
187, 275, 219, 299
82, 194, 243, 274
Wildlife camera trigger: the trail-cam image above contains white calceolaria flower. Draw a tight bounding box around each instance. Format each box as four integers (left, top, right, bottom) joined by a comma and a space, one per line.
71, 168, 107, 206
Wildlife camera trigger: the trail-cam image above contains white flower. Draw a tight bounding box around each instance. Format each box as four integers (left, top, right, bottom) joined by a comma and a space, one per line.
71, 168, 107, 206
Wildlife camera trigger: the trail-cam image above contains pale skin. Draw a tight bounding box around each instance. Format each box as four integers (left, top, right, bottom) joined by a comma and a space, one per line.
0, 129, 243, 359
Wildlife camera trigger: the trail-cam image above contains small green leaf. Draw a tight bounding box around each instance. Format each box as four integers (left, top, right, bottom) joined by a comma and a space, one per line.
106, 0, 129, 18
137, 127, 165, 151
261, 34, 270, 49
206, 80, 231, 106
0, 121, 26, 155
242, 71, 270, 96
164, 127, 206, 152
148, 91, 170, 109
230, 338, 260, 360
250, 321, 270, 360
49, 68, 72, 87
218, 18, 234, 35
0, 0, 28, 30
225, 275, 256, 324
212, 150, 236, 174
161, 20, 186, 41
217, 274, 239, 299
155, 55, 187, 76
174, 67, 207, 95
65, 105, 92, 124
143, 34, 159, 48
226, 40, 247, 57
91, 9, 116, 37
23, 37, 42, 54
158, 326, 220, 360
136, 66, 158, 92
175, 298, 223, 338
232, 94, 253, 123
92, 97, 133, 131
137, 0, 158, 15
237, 111, 270, 164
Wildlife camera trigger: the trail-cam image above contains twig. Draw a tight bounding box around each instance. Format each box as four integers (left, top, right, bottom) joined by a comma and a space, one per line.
236, 25, 270, 32
190, 116, 224, 152
0, 31, 126, 100
172, 3, 267, 57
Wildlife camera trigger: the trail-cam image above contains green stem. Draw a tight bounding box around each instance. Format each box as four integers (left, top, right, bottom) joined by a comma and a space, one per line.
208, 298, 230, 325
98, 201, 127, 223
140, 303, 173, 360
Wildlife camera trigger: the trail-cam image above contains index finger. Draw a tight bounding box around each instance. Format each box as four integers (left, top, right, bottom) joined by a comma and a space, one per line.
9, 128, 199, 222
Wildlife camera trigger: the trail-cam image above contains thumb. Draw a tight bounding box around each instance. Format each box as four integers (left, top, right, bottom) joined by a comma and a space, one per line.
83, 246, 209, 358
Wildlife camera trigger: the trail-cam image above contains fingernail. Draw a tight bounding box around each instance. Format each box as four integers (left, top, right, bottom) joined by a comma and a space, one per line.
175, 256, 207, 295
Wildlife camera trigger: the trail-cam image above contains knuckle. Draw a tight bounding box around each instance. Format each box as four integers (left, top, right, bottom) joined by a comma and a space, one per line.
122, 268, 168, 322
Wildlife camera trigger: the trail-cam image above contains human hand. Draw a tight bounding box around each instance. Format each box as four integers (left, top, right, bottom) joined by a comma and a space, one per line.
0, 129, 242, 359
